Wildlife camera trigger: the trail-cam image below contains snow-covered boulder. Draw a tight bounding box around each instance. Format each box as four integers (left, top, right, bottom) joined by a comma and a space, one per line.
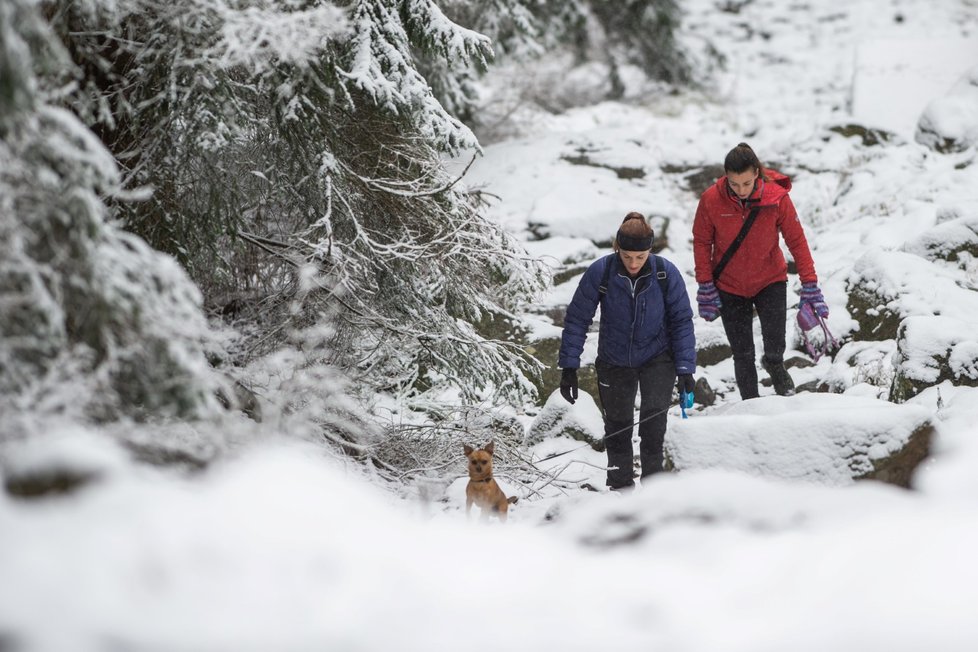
666, 395, 933, 487
900, 212, 978, 271
661, 163, 724, 195
846, 249, 978, 341
852, 36, 978, 141
890, 316, 978, 402
826, 123, 896, 147
526, 389, 603, 448
523, 334, 602, 408
1, 426, 130, 498
694, 321, 732, 366
916, 65, 978, 153
819, 340, 897, 396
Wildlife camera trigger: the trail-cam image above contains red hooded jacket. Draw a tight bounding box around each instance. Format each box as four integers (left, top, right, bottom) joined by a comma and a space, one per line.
692, 170, 817, 298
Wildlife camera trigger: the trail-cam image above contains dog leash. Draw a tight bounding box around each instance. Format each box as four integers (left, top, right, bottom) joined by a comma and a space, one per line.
533, 402, 682, 465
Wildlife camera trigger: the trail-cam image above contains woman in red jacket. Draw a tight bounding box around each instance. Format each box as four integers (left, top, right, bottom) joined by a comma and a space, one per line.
692, 143, 828, 399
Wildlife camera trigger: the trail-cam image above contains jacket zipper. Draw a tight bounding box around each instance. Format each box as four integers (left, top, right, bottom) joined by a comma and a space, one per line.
616, 269, 653, 366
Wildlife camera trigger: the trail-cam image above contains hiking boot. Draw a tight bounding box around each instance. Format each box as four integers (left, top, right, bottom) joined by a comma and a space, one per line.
762, 359, 795, 396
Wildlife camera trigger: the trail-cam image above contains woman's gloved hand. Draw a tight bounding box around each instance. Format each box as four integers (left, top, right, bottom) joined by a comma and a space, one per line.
559, 368, 579, 404
799, 282, 829, 318
696, 282, 722, 321
676, 374, 696, 395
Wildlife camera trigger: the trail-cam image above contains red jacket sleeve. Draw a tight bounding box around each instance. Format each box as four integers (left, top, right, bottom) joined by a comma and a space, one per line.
777, 195, 818, 284
692, 197, 715, 285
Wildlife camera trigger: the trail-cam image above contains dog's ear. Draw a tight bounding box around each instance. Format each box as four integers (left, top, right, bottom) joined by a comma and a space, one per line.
484, 440, 495, 455
463, 444, 474, 458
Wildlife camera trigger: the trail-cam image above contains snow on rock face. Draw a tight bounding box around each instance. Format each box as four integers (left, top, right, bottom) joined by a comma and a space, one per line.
666, 394, 933, 487
0, 425, 130, 499
694, 320, 733, 367
525, 388, 604, 448
852, 37, 978, 141
891, 316, 978, 402
916, 65, 978, 153
900, 212, 978, 270
846, 248, 978, 342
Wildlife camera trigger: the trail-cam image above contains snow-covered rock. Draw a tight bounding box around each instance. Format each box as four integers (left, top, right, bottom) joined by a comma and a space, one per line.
852, 37, 978, 141
846, 248, 978, 341
900, 212, 978, 272
526, 389, 603, 448
666, 394, 932, 487
694, 320, 732, 366
916, 65, 978, 153
891, 315, 978, 402
820, 340, 897, 397
0, 425, 130, 498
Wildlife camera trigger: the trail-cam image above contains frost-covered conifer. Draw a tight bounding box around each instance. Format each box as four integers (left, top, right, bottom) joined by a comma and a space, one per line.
0, 0, 219, 423
430, 0, 708, 120
587, 0, 697, 87
44, 0, 549, 405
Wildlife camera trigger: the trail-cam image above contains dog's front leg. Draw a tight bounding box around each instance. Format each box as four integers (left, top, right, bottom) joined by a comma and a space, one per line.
465, 497, 473, 520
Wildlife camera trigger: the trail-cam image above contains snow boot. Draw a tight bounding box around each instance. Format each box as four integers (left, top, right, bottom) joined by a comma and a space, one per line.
762, 358, 795, 396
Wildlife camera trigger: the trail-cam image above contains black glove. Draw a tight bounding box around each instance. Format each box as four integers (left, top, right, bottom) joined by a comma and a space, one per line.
559, 368, 579, 404
676, 374, 695, 396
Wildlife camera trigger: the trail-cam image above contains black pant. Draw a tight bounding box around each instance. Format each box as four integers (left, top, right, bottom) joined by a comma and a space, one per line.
718, 281, 787, 400
595, 353, 676, 489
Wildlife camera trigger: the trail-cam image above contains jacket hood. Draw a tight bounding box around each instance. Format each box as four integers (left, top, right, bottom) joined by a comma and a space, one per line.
713, 168, 791, 205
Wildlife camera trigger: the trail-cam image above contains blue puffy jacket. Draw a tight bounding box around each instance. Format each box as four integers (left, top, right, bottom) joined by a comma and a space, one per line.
558, 253, 696, 373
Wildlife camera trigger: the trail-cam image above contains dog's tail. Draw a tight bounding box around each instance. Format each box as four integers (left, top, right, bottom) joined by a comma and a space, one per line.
507, 495, 519, 505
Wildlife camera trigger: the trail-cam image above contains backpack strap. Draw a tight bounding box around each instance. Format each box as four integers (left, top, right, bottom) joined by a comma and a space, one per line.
598, 253, 616, 296
653, 255, 670, 330
598, 254, 669, 300
652, 255, 669, 299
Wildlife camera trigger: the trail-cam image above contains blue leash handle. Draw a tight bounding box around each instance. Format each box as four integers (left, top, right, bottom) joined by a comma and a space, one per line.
680, 390, 693, 419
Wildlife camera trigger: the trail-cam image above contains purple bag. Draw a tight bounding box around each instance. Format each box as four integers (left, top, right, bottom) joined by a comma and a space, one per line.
798, 303, 838, 362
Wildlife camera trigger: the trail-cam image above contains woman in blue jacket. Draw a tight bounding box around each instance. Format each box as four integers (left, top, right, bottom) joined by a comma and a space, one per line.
558, 212, 697, 491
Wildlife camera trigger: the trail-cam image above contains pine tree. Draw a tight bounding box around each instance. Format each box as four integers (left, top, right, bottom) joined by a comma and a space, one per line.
44, 0, 550, 406
0, 0, 219, 423
429, 0, 710, 122
587, 0, 697, 87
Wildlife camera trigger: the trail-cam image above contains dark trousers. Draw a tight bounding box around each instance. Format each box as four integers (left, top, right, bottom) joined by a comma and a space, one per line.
595, 353, 676, 489
718, 281, 787, 400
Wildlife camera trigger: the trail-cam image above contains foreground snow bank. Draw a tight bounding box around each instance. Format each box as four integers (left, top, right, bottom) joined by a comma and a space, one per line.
548, 470, 978, 651
2, 434, 977, 652
0, 440, 612, 651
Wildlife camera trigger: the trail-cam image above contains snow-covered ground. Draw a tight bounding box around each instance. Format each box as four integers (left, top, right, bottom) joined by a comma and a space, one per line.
3, 0, 978, 650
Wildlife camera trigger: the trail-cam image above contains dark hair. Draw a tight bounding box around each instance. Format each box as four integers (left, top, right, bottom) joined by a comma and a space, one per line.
614, 212, 654, 251
724, 142, 764, 176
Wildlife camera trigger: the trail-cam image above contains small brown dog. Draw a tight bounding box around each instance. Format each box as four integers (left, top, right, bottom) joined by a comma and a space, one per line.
463, 441, 518, 522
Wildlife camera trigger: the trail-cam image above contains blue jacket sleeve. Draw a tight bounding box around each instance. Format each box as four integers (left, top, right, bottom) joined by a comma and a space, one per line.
662, 259, 697, 375
558, 259, 604, 369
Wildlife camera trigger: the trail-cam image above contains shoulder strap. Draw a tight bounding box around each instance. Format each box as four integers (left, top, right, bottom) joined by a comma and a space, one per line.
712, 205, 762, 283
653, 255, 671, 329
652, 255, 668, 299
598, 254, 615, 295
599, 254, 669, 299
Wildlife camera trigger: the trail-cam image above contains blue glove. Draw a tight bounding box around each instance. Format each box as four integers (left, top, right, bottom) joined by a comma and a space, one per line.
696, 282, 722, 321
799, 282, 829, 318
